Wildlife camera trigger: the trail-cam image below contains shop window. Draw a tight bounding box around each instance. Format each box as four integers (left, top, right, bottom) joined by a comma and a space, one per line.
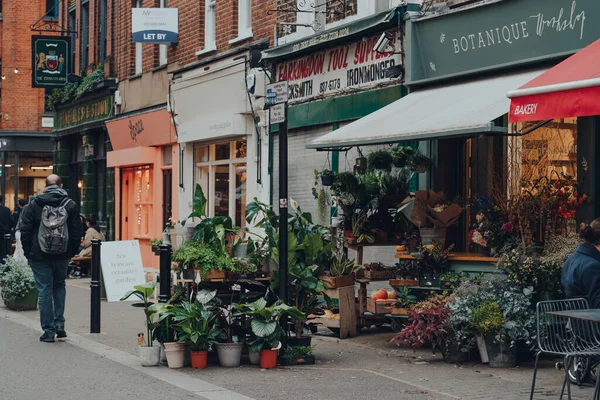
81, 1, 90, 70
122, 166, 153, 239
201, 0, 217, 53
230, 0, 252, 43
194, 140, 247, 226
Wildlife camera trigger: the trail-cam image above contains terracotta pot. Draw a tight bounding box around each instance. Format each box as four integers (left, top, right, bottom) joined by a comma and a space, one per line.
190, 351, 208, 369
260, 349, 278, 369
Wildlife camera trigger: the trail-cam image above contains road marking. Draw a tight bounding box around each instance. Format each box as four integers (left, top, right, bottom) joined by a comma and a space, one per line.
0, 308, 255, 400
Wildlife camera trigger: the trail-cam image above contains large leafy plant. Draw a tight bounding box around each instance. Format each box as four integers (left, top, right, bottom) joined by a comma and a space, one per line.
171, 240, 233, 276
120, 283, 157, 347
0, 256, 36, 302
171, 300, 222, 351
238, 298, 305, 352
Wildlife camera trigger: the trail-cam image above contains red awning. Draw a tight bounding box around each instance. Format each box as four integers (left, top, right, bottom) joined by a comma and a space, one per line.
508, 39, 600, 122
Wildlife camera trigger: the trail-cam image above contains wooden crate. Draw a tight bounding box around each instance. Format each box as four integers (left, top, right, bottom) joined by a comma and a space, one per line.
364, 270, 393, 281
319, 274, 354, 289
391, 307, 409, 316
389, 279, 419, 287
204, 270, 226, 281
367, 298, 395, 314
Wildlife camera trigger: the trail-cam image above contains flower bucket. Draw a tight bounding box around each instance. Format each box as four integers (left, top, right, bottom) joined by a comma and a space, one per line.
485, 336, 517, 368
190, 351, 208, 369
138, 345, 161, 367
260, 349, 278, 369
216, 343, 244, 367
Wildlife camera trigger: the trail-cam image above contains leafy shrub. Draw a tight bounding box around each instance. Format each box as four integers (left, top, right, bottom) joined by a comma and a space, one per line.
0, 256, 36, 302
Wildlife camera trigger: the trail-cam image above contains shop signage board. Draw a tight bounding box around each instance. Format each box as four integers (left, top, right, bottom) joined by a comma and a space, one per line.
31, 36, 71, 88
266, 81, 288, 105
55, 96, 114, 131
270, 104, 286, 124
132, 8, 178, 43
100, 241, 146, 302
276, 31, 401, 103
408, 0, 600, 85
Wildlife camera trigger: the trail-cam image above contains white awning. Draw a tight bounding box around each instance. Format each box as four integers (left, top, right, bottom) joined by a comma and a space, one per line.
307, 69, 546, 149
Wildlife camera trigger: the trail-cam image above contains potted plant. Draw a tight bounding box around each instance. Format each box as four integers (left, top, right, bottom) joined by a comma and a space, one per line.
172, 240, 233, 281
149, 238, 163, 254
367, 150, 393, 172
239, 299, 305, 369
171, 300, 222, 369
215, 292, 245, 367
120, 283, 161, 367
392, 145, 415, 168
279, 345, 316, 366
391, 287, 417, 315
354, 149, 368, 175
351, 211, 375, 244
320, 169, 334, 186
0, 256, 38, 311
320, 253, 358, 289
409, 151, 433, 173
149, 288, 186, 364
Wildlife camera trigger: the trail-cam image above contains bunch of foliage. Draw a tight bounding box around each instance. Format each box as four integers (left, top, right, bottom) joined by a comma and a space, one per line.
171, 240, 233, 276
46, 64, 105, 110
0, 256, 36, 302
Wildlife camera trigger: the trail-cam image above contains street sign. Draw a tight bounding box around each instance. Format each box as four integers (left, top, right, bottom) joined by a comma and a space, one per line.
270, 103, 286, 124
100, 240, 146, 302
266, 81, 288, 106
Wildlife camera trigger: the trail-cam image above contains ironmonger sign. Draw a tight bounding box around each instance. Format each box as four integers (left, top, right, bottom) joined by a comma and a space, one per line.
277, 31, 402, 103
55, 96, 114, 131
407, 0, 600, 85
31, 36, 71, 88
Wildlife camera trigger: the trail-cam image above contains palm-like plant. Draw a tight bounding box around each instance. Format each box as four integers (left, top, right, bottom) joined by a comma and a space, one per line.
171, 301, 222, 352
120, 283, 157, 347
238, 298, 305, 352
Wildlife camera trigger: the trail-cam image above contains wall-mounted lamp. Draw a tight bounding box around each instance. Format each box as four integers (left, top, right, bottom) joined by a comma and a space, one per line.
14, 67, 19, 74
1, 75, 5, 80
77, 180, 83, 189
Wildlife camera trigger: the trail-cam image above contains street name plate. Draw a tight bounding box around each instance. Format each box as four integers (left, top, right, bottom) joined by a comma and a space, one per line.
101, 240, 146, 302
266, 81, 288, 105
270, 103, 286, 124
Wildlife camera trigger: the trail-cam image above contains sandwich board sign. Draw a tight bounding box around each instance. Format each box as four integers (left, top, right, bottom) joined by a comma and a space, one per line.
100, 240, 146, 302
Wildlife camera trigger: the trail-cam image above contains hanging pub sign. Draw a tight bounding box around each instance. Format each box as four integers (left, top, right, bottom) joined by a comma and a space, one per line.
276, 31, 402, 103
31, 36, 70, 88
132, 8, 179, 43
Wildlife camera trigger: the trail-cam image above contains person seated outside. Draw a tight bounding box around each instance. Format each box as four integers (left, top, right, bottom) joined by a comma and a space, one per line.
562, 219, 600, 308
70, 215, 105, 278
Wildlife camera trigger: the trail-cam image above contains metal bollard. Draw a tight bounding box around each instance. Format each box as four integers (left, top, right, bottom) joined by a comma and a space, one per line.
3, 233, 12, 259
90, 239, 102, 334
159, 244, 172, 303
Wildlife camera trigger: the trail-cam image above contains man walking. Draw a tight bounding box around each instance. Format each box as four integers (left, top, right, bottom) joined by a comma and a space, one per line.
20, 174, 80, 342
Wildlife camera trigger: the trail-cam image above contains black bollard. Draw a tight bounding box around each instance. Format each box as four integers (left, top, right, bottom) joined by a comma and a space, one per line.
3, 233, 11, 259
90, 239, 102, 334
159, 244, 172, 303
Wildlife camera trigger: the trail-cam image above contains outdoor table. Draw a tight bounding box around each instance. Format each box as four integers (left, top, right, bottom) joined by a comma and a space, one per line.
547, 309, 600, 399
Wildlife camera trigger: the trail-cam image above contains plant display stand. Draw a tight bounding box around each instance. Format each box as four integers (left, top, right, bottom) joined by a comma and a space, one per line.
394, 252, 500, 275
310, 286, 357, 339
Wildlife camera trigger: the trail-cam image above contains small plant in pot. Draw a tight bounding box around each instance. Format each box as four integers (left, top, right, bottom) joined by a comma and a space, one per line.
239, 298, 305, 369
367, 150, 394, 172
149, 238, 163, 254
171, 299, 222, 369
320, 253, 359, 289
409, 151, 434, 173
279, 345, 316, 366
392, 145, 415, 168
120, 283, 161, 367
391, 287, 417, 315
214, 292, 246, 368
319, 169, 334, 186
149, 288, 186, 365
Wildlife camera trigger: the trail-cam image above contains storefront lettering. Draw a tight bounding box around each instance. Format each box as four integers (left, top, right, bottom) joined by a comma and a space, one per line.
277, 31, 401, 102
450, 1, 586, 54
291, 27, 350, 52
514, 103, 539, 116
129, 119, 144, 141
56, 96, 113, 130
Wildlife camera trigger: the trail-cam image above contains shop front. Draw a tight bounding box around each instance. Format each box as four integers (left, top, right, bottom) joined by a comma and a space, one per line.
106, 107, 178, 268
171, 51, 269, 230
53, 90, 115, 240
308, 0, 600, 256
261, 7, 410, 222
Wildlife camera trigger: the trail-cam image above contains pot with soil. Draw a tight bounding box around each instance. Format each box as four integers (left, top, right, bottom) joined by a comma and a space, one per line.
163, 342, 186, 368
139, 345, 161, 367
190, 351, 209, 369
260, 349, 278, 369
216, 342, 244, 367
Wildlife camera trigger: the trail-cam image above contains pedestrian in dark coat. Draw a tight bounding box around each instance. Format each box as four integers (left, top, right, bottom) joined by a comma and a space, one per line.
562, 219, 600, 308
0, 195, 13, 239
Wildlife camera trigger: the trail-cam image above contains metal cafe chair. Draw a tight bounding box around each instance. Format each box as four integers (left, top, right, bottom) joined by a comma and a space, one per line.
530, 298, 591, 400
563, 310, 600, 399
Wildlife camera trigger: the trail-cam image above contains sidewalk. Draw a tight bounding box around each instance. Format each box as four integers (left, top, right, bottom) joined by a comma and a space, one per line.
4, 279, 596, 400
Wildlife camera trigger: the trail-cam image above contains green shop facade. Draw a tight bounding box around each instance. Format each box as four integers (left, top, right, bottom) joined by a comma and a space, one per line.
53, 86, 116, 240
305, 0, 600, 262
262, 6, 416, 221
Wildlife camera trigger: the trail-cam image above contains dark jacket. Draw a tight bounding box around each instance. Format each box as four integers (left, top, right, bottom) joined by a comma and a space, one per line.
11, 207, 22, 233
0, 204, 13, 235
562, 243, 600, 308
20, 186, 81, 261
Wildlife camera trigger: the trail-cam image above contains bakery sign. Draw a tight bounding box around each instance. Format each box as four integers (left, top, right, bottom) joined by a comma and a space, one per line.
276, 31, 402, 103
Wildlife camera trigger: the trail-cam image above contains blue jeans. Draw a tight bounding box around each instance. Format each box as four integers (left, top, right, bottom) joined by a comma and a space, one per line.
29, 259, 69, 336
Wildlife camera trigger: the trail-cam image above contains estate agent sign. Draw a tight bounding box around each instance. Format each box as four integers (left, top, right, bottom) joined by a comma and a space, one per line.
31, 36, 70, 88
407, 0, 600, 85
132, 8, 178, 43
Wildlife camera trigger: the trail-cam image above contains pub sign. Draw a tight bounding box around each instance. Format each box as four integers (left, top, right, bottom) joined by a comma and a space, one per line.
31, 36, 71, 88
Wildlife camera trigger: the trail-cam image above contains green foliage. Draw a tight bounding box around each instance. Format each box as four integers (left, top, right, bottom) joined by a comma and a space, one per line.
392, 145, 415, 168
367, 150, 394, 172
281, 345, 314, 357
0, 256, 36, 302
471, 299, 507, 336
46, 64, 104, 110
120, 283, 157, 347
394, 286, 418, 308
410, 151, 434, 171
331, 172, 360, 195
329, 253, 358, 277
171, 240, 233, 276
170, 301, 222, 351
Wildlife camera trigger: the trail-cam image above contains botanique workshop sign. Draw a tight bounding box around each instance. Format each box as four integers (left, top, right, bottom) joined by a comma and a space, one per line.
276, 31, 402, 103
31, 36, 70, 88
55, 96, 114, 131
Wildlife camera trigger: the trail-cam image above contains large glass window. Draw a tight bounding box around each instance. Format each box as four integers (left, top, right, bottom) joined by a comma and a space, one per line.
194, 140, 247, 226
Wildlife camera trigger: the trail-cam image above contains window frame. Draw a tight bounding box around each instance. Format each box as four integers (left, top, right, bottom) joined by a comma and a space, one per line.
45, 0, 59, 21
134, 0, 143, 74
98, 0, 107, 63
80, 1, 90, 70
197, 0, 217, 55
229, 0, 253, 44
158, 0, 168, 66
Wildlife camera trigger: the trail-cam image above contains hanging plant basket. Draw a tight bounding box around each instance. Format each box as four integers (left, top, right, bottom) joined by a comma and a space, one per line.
321, 174, 334, 186
354, 157, 368, 174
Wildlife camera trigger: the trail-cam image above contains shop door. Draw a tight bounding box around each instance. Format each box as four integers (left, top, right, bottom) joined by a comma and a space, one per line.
162, 170, 172, 227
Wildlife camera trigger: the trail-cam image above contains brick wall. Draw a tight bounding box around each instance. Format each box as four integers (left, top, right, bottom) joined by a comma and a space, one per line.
0, 0, 52, 132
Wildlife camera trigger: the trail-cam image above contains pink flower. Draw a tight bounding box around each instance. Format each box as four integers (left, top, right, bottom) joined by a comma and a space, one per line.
501, 222, 513, 232
472, 231, 488, 247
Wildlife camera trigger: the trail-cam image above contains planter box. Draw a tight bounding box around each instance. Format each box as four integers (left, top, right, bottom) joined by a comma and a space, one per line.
364, 270, 393, 281
320, 274, 354, 289
4, 289, 38, 311
367, 298, 395, 314
391, 307, 409, 315
389, 279, 419, 287
279, 354, 316, 366
204, 270, 226, 282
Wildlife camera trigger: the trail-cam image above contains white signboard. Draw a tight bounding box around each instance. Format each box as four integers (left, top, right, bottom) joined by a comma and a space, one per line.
132, 8, 178, 43
100, 241, 146, 302
270, 104, 286, 124
41, 117, 54, 128
266, 81, 289, 105
276, 31, 402, 103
